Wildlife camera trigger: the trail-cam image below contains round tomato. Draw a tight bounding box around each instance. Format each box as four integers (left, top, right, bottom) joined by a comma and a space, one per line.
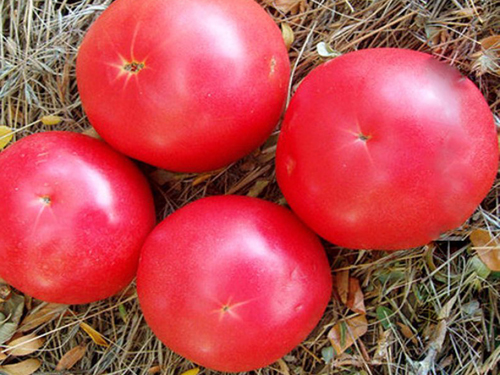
276, 48, 499, 251
137, 196, 332, 372
0, 132, 156, 304
76, 0, 290, 173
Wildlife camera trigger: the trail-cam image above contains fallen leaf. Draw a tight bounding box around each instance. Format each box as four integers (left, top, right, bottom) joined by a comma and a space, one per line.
149, 169, 176, 186
81, 127, 102, 140
334, 270, 349, 305
397, 323, 418, 345
20, 303, 67, 332
0, 126, 14, 150
0, 358, 41, 375
346, 277, 366, 314
247, 180, 269, 198
148, 365, 162, 374
373, 329, 392, 363
180, 368, 200, 375
437, 296, 457, 320
480, 35, 500, 51
40, 115, 62, 126
263, 0, 302, 14
0, 283, 12, 302
55, 344, 87, 371
281, 23, 294, 50
317, 42, 341, 58
0, 293, 25, 345
6, 334, 44, 356
277, 359, 290, 375
470, 230, 500, 271
80, 322, 109, 347
192, 173, 212, 187
328, 315, 368, 356
469, 255, 491, 279
376, 306, 394, 329
321, 346, 334, 363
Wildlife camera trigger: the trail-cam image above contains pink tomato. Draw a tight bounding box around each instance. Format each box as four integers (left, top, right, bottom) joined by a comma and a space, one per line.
137, 196, 332, 372
0, 132, 156, 304
76, 0, 290, 172
276, 48, 498, 250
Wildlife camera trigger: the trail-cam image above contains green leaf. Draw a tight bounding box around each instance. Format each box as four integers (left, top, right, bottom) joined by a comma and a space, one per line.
376, 306, 394, 329
469, 255, 491, 279
321, 346, 334, 363
0, 293, 25, 344
339, 321, 347, 348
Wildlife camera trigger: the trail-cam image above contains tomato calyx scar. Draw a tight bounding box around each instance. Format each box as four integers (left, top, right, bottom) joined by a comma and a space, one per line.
357, 133, 372, 142
39, 195, 52, 205
123, 61, 145, 74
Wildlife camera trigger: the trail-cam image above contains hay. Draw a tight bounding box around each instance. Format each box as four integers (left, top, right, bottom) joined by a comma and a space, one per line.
1, 0, 499, 374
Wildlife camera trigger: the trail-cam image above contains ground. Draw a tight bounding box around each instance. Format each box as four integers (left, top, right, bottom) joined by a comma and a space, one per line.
0, 0, 499, 374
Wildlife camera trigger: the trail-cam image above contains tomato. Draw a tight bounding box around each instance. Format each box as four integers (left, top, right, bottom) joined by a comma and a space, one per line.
137, 196, 332, 372
0, 132, 156, 304
276, 48, 499, 251
76, 0, 290, 173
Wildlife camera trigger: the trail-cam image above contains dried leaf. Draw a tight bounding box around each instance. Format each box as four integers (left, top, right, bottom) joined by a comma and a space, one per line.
437, 296, 457, 320
328, 315, 368, 356
397, 323, 418, 345
40, 115, 62, 126
277, 359, 290, 375
148, 365, 162, 374
0, 283, 12, 303
470, 230, 500, 271
0, 293, 25, 345
334, 270, 349, 305
80, 322, 109, 347
264, 0, 302, 14
247, 180, 269, 198
373, 329, 392, 363
0, 352, 7, 361
180, 368, 200, 375
149, 169, 176, 186
429, 320, 447, 352
281, 23, 294, 50
55, 344, 87, 371
0, 126, 14, 150
480, 35, 500, 51
192, 173, 212, 187
20, 303, 67, 332
81, 127, 102, 140
317, 42, 341, 58
0, 359, 41, 375
6, 334, 44, 356
346, 277, 366, 314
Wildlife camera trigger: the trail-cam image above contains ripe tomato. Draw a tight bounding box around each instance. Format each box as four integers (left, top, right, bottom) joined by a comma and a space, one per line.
276, 48, 499, 251
0, 132, 156, 304
76, 0, 290, 173
137, 196, 332, 372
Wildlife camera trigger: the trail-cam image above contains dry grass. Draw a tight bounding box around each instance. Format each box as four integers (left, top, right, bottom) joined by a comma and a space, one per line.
1, 0, 500, 374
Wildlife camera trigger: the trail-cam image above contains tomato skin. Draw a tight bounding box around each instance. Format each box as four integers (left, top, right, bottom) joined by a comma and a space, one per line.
276, 48, 499, 251
0, 132, 156, 304
137, 196, 332, 372
76, 0, 290, 173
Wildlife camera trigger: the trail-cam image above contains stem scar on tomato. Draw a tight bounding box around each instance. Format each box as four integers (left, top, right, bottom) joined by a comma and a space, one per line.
39, 195, 52, 205
123, 61, 145, 74
358, 133, 372, 142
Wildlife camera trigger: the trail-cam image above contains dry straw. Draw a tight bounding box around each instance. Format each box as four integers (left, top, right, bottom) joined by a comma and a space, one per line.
1, 0, 499, 374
